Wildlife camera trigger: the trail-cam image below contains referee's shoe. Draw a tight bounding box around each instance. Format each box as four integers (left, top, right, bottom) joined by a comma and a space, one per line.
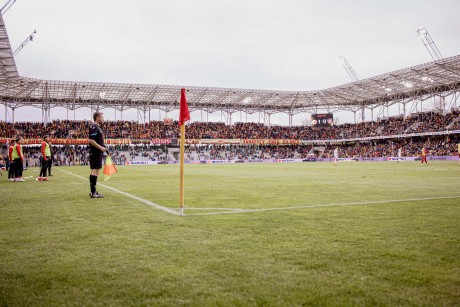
89, 192, 104, 198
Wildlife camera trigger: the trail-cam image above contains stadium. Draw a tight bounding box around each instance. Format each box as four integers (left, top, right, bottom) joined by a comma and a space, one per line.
1, 1, 459, 306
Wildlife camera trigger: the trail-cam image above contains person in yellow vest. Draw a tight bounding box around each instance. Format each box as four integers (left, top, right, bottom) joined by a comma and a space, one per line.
12, 136, 26, 182
458, 143, 460, 166
38, 135, 51, 181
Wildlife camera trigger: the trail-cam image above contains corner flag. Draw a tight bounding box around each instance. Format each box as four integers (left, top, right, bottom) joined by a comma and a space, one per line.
103, 155, 117, 181
179, 88, 190, 126
179, 88, 190, 216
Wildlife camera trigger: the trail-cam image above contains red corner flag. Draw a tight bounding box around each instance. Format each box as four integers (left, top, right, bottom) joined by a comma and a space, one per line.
178, 88, 190, 216
179, 88, 190, 126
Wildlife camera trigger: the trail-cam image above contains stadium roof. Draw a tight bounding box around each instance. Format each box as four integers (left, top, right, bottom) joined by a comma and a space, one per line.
1, 14, 460, 115
0, 14, 19, 82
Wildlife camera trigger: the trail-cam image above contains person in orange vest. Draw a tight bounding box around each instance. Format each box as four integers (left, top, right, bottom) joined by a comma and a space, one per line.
421, 147, 429, 165
8, 138, 16, 181
12, 136, 26, 181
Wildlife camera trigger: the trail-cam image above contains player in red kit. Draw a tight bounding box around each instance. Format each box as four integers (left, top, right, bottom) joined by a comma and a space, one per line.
421, 147, 429, 164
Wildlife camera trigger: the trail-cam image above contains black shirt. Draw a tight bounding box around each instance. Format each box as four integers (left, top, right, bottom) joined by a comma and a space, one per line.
89, 123, 105, 153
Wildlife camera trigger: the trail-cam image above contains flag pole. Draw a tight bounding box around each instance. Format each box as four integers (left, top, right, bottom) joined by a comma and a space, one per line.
178, 88, 190, 216
179, 123, 185, 216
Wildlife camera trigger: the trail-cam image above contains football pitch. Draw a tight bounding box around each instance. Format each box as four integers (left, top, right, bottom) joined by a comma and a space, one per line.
1, 161, 459, 305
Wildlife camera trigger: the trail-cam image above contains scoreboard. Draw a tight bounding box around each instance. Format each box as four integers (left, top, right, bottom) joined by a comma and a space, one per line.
311, 113, 334, 127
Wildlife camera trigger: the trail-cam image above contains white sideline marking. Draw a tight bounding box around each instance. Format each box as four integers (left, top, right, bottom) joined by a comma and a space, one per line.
184, 207, 244, 211
57, 168, 180, 216
185, 196, 460, 216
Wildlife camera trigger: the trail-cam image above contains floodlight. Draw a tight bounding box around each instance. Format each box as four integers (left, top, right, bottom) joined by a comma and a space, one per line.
242, 97, 252, 104
417, 27, 428, 38
401, 81, 413, 88
416, 26, 443, 60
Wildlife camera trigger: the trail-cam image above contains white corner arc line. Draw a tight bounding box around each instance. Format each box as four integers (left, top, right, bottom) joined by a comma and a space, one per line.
57, 168, 180, 216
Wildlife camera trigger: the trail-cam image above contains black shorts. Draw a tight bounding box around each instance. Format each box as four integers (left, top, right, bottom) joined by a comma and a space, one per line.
89, 151, 103, 170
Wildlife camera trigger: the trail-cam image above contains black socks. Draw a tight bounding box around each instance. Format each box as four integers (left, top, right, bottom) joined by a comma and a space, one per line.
90, 175, 98, 194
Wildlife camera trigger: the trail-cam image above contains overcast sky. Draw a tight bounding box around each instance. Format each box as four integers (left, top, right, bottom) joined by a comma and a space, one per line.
3, 0, 460, 124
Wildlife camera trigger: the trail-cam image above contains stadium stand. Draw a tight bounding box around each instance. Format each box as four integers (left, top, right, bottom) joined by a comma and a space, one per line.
1, 110, 458, 140
1, 110, 458, 165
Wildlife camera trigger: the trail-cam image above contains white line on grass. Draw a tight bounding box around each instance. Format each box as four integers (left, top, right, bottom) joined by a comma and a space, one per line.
57, 168, 180, 216
184, 207, 244, 211
185, 195, 460, 216
56, 168, 460, 217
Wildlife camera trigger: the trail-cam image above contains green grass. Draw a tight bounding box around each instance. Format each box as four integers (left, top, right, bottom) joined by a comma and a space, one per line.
1, 161, 459, 306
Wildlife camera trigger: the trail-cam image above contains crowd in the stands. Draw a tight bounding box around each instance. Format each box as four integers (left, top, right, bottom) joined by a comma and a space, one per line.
197, 135, 459, 160
1, 135, 457, 167
323, 136, 459, 159
0, 110, 458, 165
1, 110, 458, 141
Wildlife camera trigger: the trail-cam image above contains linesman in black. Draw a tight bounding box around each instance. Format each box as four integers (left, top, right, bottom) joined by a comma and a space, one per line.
88, 111, 108, 198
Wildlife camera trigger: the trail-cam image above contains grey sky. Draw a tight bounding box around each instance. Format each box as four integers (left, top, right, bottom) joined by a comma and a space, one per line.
3, 0, 460, 124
